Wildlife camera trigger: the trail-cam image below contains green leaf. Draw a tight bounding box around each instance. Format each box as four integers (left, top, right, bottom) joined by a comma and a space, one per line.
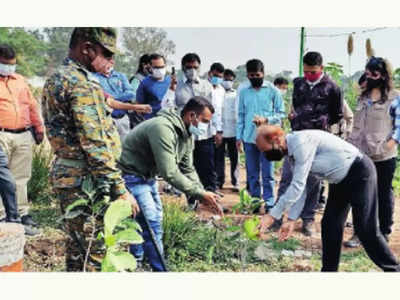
92, 200, 107, 214
82, 176, 96, 199
226, 225, 241, 232
104, 199, 132, 236
97, 232, 104, 241
114, 229, 143, 245
243, 216, 260, 241
206, 246, 215, 264
105, 235, 116, 247
64, 209, 85, 219
119, 218, 142, 232
65, 199, 88, 213
101, 253, 117, 272
108, 251, 137, 272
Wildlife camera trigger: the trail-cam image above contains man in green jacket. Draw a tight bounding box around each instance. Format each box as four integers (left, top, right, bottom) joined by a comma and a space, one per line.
118, 96, 223, 271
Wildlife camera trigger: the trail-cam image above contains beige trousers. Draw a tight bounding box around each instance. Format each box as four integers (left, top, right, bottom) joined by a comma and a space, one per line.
0, 131, 33, 217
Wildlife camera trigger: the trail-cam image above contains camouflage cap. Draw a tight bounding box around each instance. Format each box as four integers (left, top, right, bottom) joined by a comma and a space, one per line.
72, 27, 118, 54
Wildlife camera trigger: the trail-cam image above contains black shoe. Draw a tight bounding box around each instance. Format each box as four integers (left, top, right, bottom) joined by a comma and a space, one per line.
302, 220, 314, 237
268, 219, 282, 232
343, 234, 361, 248
23, 224, 41, 236
21, 215, 38, 227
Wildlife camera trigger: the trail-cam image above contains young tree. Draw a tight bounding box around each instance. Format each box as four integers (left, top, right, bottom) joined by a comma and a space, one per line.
115, 27, 176, 76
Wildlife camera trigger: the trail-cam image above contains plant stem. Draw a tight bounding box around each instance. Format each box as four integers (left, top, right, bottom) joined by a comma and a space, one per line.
83, 214, 97, 272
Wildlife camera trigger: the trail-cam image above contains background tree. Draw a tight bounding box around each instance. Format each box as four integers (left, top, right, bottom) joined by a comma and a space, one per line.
115, 27, 176, 77
42, 27, 74, 75
0, 27, 48, 77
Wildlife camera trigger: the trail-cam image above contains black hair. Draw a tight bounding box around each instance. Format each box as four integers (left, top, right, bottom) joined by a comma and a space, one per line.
181, 53, 201, 66
210, 62, 224, 73
274, 77, 289, 86
303, 51, 323, 66
137, 54, 151, 73
246, 59, 264, 73
149, 53, 166, 64
362, 56, 393, 101
358, 73, 367, 86
0, 44, 16, 60
224, 69, 236, 79
181, 96, 215, 117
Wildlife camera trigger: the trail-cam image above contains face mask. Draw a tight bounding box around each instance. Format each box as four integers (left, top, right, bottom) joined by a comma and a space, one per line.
249, 77, 263, 88
366, 77, 383, 90
280, 89, 287, 95
0, 63, 16, 76
189, 121, 208, 137
263, 144, 285, 161
152, 67, 166, 80
210, 76, 223, 86
91, 55, 111, 74
222, 80, 234, 90
184, 68, 199, 82
304, 71, 322, 82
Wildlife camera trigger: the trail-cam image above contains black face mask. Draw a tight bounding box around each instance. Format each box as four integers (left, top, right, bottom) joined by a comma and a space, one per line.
263, 148, 285, 161
366, 77, 384, 90
249, 77, 263, 88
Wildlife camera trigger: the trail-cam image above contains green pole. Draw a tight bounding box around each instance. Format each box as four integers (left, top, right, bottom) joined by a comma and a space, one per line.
299, 27, 305, 76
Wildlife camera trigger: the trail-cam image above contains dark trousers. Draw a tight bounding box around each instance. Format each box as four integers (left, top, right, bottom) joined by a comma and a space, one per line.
215, 137, 239, 188
374, 158, 396, 235
277, 156, 320, 222
0, 147, 19, 222
194, 137, 217, 192
321, 155, 400, 272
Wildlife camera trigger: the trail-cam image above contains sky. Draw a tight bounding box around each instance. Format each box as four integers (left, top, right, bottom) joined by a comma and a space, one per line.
162, 27, 400, 77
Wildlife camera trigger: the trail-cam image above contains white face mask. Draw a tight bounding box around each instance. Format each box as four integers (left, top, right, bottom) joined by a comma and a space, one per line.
184, 68, 200, 82
280, 89, 287, 95
0, 63, 16, 77
152, 67, 166, 80
189, 120, 208, 137
222, 80, 234, 90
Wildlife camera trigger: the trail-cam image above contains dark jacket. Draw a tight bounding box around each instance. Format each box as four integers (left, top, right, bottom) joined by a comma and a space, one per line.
290, 74, 343, 131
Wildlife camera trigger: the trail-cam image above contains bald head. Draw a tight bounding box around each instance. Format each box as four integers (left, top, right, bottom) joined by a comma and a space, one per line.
256, 125, 286, 152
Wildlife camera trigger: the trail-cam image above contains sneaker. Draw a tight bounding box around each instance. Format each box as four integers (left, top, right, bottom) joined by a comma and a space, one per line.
268, 219, 282, 232
302, 220, 314, 237
343, 234, 361, 248
21, 215, 38, 227
23, 225, 41, 236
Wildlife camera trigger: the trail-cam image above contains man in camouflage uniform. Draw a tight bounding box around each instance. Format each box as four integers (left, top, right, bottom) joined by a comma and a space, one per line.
42, 28, 139, 272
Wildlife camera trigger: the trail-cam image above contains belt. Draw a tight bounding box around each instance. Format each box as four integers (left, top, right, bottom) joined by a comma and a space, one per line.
0, 127, 31, 133
57, 157, 88, 168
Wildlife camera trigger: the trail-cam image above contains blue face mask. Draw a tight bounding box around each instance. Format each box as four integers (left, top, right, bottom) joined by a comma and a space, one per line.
0, 63, 16, 77
189, 121, 208, 137
210, 76, 223, 86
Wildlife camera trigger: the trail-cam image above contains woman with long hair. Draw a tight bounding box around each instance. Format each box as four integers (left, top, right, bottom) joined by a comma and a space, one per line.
346, 56, 400, 246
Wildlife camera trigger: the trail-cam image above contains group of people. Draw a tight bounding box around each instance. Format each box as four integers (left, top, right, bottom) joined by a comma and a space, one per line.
0, 27, 399, 272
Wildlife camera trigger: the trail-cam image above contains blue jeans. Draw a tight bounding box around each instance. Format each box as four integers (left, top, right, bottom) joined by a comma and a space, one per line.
243, 142, 275, 207
0, 147, 19, 222
123, 174, 165, 271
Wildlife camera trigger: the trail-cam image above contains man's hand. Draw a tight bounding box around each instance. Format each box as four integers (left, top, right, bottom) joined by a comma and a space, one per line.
236, 140, 243, 153
278, 220, 296, 241
35, 131, 44, 145
134, 104, 152, 114
215, 133, 223, 147
259, 214, 275, 234
202, 191, 224, 216
119, 192, 140, 218
253, 115, 268, 127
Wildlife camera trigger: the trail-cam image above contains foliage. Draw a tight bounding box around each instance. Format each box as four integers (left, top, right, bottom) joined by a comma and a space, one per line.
28, 142, 54, 205
232, 189, 263, 214
0, 27, 48, 77
115, 27, 176, 76
60, 176, 142, 272
324, 62, 344, 87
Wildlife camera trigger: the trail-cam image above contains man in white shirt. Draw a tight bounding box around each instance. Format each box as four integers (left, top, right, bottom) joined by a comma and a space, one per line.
215, 69, 239, 190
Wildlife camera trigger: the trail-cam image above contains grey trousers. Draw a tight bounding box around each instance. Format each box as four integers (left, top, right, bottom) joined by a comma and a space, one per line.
114, 114, 131, 143
277, 156, 320, 222
0, 147, 19, 221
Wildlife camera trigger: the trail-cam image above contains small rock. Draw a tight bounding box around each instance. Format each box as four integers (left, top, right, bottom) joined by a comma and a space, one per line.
294, 250, 305, 257
255, 243, 276, 260
303, 251, 312, 258
281, 249, 295, 257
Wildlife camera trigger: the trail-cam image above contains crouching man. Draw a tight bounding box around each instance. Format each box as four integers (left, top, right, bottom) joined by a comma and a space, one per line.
118, 96, 223, 271
256, 124, 400, 272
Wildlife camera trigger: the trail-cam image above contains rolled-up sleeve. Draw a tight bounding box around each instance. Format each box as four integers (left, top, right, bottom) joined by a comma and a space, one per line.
269, 136, 318, 220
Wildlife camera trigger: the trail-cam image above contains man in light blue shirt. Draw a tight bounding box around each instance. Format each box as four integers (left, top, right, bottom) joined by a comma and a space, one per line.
236, 59, 285, 212
256, 124, 400, 272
